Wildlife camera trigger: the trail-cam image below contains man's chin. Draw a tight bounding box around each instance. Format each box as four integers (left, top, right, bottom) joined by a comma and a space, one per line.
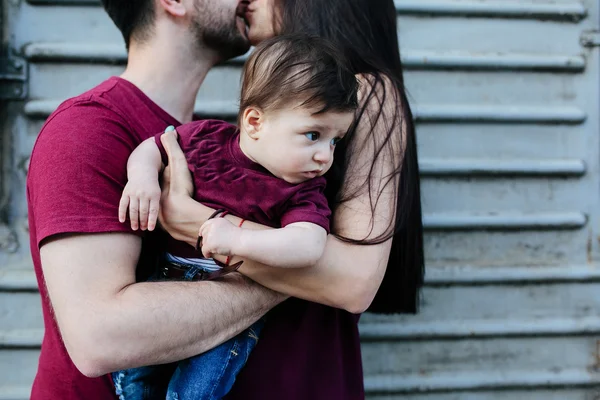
217, 25, 251, 59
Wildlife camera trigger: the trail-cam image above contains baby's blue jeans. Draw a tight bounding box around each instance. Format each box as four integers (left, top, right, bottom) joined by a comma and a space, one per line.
112, 319, 264, 400
112, 254, 264, 400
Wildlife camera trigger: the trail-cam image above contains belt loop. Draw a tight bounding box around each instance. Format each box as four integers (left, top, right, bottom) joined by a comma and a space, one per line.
183, 265, 201, 281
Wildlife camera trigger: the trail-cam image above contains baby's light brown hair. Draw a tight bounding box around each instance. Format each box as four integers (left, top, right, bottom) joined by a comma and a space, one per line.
238, 34, 359, 123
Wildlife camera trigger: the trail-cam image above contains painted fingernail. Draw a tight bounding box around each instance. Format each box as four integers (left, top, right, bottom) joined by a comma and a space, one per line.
165, 125, 175, 133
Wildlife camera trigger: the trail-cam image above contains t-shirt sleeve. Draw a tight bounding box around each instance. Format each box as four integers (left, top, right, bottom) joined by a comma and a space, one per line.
280, 177, 331, 233
28, 101, 144, 246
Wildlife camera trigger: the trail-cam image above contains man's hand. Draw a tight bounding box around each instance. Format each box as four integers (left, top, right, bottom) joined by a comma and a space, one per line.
199, 218, 243, 258
158, 128, 198, 242
160, 129, 194, 198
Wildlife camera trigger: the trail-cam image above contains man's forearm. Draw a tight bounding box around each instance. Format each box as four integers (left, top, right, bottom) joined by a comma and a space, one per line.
41, 232, 286, 378
71, 274, 285, 377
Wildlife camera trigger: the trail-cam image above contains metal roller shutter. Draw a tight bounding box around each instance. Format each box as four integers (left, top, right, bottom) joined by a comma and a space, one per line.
1, 0, 599, 398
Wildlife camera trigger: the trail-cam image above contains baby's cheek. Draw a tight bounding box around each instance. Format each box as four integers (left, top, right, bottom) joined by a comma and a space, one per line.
290, 156, 310, 171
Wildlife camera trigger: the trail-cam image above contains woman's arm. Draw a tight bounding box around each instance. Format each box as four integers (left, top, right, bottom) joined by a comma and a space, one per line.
159, 75, 405, 313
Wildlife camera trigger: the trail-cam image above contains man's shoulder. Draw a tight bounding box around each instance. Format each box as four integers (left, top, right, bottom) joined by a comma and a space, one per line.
29, 78, 144, 180
43, 77, 129, 132
33, 78, 143, 158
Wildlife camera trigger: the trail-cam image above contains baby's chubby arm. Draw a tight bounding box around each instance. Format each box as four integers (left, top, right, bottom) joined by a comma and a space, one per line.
118, 138, 164, 231
199, 219, 327, 268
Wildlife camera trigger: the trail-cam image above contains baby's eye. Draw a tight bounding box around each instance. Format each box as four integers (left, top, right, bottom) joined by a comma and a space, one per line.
305, 132, 320, 141
331, 137, 343, 146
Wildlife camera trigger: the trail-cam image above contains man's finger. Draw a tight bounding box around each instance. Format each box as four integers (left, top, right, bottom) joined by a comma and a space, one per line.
160, 128, 194, 196
161, 165, 171, 189
160, 128, 186, 167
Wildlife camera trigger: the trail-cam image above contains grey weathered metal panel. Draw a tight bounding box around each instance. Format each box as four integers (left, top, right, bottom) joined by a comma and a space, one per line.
22, 42, 589, 72
0, 350, 40, 397
23, 0, 589, 21
3, 0, 600, 398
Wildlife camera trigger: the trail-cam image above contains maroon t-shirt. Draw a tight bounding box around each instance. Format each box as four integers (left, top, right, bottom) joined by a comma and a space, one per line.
27, 76, 178, 400
154, 120, 331, 257
27, 77, 365, 399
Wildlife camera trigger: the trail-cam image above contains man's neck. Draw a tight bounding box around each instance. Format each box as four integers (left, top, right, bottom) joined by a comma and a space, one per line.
121, 38, 219, 123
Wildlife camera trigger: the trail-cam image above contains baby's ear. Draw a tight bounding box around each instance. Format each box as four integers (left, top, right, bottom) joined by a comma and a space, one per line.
241, 106, 264, 140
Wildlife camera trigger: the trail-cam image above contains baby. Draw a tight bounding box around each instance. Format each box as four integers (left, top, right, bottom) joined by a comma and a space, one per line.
114, 34, 358, 400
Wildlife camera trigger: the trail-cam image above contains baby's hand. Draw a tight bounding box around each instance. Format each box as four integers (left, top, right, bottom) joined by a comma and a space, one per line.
118, 175, 161, 231
198, 218, 242, 259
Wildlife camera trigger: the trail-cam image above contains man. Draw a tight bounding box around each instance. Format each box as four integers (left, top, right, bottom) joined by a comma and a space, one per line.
27, 1, 284, 399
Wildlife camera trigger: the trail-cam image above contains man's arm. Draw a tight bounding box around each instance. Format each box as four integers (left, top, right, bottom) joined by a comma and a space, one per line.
41, 231, 285, 378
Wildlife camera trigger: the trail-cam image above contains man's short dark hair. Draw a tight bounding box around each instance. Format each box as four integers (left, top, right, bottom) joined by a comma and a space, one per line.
101, 0, 155, 49
240, 34, 359, 120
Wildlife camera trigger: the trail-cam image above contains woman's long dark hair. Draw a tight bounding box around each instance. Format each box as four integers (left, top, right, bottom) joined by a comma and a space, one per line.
276, 0, 424, 314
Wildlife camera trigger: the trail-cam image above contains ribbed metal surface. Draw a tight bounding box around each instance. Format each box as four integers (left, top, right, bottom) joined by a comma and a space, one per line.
23, 42, 587, 72
23, 99, 590, 124
4, 266, 600, 397
393, 0, 588, 20
3, 0, 600, 398
24, 0, 589, 21
0, 386, 31, 400
419, 159, 587, 177
424, 212, 587, 230
364, 369, 600, 393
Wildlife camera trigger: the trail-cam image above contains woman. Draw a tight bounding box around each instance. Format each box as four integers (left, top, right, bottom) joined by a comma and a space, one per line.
158, 0, 424, 398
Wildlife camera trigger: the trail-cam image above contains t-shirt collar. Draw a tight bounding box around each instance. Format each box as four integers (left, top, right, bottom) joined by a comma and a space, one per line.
109, 76, 182, 127
227, 130, 270, 174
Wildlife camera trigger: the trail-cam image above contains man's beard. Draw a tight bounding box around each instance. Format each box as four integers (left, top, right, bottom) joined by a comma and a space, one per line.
192, 1, 250, 60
